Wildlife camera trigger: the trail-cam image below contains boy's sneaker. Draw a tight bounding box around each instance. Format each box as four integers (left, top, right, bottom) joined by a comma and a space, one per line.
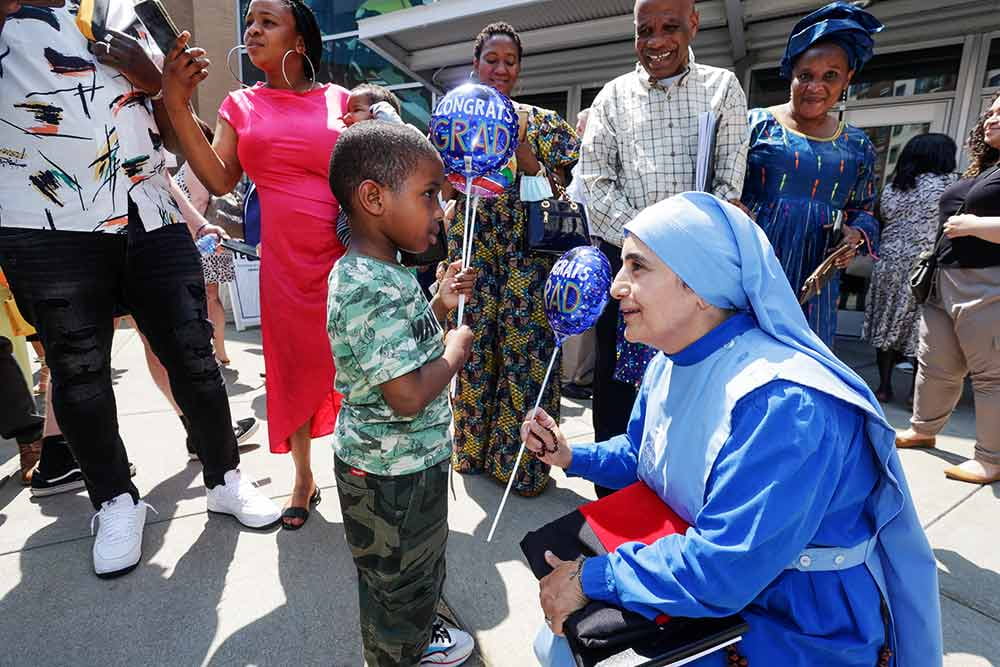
186, 417, 260, 461
421, 617, 474, 666
91, 492, 152, 578
206, 468, 281, 528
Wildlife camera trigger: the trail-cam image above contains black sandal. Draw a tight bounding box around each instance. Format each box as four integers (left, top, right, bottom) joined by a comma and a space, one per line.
281, 486, 321, 530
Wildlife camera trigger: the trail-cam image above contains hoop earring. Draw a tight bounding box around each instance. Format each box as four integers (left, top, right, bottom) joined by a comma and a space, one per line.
281, 49, 317, 91
226, 45, 249, 88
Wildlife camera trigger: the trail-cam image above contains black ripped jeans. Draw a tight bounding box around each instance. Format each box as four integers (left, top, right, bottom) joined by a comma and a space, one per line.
0, 202, 238, 509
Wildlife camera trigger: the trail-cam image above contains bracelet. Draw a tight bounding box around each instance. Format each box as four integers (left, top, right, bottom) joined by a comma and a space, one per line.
195, 222, 209, 236
570, 556, 586, 582
149, 88, 164, 102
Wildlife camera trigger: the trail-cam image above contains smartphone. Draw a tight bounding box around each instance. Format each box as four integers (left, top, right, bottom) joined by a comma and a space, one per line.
133, 0, 181, 55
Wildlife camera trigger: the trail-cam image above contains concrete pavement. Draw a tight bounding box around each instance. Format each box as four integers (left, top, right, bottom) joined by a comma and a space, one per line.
1, 323, 997, 666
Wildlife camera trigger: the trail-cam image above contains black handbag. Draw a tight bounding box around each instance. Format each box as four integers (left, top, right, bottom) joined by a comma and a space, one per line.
909, 249, 938, 305
910, 201, 966, 305
520, 486, 747, 667
524, 182, 591, 256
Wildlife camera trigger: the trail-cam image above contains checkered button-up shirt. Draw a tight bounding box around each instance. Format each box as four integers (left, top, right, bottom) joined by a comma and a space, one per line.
579, 62, 749, 245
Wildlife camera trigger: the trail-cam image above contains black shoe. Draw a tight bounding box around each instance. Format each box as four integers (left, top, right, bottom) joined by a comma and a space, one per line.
31, 436, 84, 497
30, 437, 135, 496
234, 417, 259, 445
562, 382, 593, 400
185, 416, 259, 462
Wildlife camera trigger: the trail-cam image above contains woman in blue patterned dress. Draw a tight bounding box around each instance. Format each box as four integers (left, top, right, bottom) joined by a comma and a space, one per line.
741, 2, 882, 346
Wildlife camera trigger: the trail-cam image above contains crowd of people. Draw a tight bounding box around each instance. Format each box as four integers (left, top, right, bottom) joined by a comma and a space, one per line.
2, 0, 998, 665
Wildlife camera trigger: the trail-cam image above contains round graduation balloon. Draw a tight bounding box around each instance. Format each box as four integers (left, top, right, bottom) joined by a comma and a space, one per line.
544, 246, 612, 345
429, 83, 519, 181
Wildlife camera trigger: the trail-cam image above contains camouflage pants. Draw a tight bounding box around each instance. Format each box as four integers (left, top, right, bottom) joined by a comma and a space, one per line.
335, 457, 449, 667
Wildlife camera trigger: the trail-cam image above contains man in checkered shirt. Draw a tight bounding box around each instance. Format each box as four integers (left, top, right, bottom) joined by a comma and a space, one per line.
578, 0, 749, 494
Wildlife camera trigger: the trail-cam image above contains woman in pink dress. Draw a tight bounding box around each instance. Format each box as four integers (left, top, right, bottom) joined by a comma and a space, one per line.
162, 0, 346, 528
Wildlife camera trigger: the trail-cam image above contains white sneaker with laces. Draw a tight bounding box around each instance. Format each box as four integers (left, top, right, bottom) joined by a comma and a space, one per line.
421, 617, 475, 666
91, 492, 154, 578
206, 469, 281, 528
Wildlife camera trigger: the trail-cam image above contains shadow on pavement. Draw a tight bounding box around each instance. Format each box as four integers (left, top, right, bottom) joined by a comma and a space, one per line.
206, 507, 364, 666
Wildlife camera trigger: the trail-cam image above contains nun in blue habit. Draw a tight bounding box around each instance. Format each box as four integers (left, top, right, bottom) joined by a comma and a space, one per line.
523, 192, 941, 666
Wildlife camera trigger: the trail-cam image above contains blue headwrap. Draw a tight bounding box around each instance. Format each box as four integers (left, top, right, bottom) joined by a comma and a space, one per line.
623, 191, 884, 419
779, 1, 884, 80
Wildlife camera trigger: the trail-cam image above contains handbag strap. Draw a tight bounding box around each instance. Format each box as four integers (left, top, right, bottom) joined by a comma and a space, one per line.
929, 164, 998, 251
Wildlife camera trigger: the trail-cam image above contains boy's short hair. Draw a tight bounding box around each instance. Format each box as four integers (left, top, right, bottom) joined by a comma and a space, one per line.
350, 83, 402, 115
329, 122, 441, 217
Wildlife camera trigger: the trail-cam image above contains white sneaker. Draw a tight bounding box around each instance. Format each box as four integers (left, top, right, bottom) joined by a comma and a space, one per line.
90, 492, 152, 578
206, 469, 281, 528
421, 617, 475, 666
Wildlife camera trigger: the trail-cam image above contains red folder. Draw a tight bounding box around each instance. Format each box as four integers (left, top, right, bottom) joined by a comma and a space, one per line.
578, 481, 690, 552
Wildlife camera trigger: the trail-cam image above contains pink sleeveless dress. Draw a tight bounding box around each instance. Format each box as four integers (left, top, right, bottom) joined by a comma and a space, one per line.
219, 83, 348, 453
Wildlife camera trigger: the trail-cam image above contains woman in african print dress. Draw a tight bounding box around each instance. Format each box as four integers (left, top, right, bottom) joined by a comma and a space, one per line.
741, 3, 882, 347
448, 22, 580, 497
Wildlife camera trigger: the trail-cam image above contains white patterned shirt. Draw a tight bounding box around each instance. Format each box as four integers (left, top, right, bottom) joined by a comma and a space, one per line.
0, 2, 180, 233
579, 62, 749, 246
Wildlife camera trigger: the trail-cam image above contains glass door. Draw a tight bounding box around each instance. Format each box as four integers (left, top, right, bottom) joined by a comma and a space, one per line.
846, 101, 951, 186
835, 101, 951, 337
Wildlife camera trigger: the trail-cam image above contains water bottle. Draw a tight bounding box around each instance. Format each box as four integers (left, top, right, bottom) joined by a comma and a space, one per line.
196, 234, 218, 256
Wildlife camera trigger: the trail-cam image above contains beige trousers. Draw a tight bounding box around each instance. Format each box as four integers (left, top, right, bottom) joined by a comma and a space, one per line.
911, 266, 1000, 465
561, 329, 596, 386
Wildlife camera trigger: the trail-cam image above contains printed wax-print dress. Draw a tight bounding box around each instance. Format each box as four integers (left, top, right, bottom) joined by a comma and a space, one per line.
863, 172, 958, 356
448, 105, 580, 497
741, 108, 879, 347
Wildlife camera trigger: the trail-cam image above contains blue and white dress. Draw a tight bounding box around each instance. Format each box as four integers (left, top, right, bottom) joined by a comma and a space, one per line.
741, 109, 880, 346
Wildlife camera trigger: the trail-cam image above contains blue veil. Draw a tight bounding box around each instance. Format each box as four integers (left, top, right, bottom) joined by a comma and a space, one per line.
623, 191, 883, 418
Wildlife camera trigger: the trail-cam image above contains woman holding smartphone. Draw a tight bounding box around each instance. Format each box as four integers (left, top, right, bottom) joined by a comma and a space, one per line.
162, 0, 348, 529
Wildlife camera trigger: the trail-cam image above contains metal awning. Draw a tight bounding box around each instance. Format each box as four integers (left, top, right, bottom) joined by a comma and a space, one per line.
358, 0, 1000, 93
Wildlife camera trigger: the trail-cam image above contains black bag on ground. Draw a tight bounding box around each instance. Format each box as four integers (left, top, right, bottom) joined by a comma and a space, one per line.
520, 498, 747, 667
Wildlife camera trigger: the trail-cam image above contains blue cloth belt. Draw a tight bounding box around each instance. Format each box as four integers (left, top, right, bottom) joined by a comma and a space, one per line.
787, 537, 875, 572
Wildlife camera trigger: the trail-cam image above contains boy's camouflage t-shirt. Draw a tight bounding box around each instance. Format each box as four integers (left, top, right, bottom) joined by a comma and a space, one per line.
327, 254, 451, 475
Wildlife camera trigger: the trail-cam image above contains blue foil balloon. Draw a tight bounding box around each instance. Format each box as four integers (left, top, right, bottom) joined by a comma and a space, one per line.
429, 83, 519, 180
544, 246, 612, 345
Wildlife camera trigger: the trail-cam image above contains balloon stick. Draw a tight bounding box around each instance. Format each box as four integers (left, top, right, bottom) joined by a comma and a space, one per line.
486, 344, 561, 542
452, 193, 480, 398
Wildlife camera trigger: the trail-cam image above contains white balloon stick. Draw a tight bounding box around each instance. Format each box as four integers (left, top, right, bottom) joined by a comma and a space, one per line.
486, 345, 561, 542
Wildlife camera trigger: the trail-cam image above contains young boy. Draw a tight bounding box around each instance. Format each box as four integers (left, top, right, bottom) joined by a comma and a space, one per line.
342, 83, 404, 127
327, 122, 476, 667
